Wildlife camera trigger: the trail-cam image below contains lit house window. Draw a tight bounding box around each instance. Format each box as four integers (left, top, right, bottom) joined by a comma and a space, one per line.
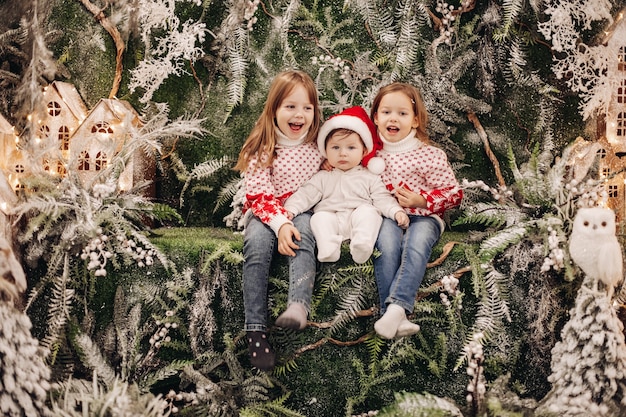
608, 184, 619, 198
95, 151, 107, 171
78, 151, 90, 171
91, 121, 113, 134
598, 148, 607, 159
619, 79, 626, 104
618, 112, 626, 138
59, 126, 70, 150
57, 162, 66, 176
47, 101, 62, 116
14, 164, 24, 174
602, 167, 611, 178
39, 125, 50, 139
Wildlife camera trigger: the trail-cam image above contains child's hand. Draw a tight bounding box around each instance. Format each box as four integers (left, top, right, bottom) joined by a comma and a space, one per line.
278, 223, 301, 256
395, 211, 410, 229
320, 159, 333, 171
395, 187, 426, 209
286, 211, 294, 220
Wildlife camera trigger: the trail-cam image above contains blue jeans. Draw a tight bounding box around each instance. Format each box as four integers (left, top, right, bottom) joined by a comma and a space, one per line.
242, 213, 317, 331
374, 215, 441, 314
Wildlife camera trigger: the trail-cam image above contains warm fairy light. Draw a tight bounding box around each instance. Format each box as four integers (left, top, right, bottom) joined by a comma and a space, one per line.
119, 177, 131, 191
27, 114, 32, 121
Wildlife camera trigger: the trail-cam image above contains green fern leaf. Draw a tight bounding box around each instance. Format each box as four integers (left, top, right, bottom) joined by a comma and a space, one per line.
141, 359, 193, 390
180, 157, 231, 208
331, 290, 369, 333
214, 177, 242, 213
73, 333, 117, 389
150, 203, 183, 224
453, 202, 510, 228
478, 225, 528, 262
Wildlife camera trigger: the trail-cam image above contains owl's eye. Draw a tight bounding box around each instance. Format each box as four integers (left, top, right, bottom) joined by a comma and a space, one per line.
601, 221, 607, 227
583, 221, 589, 227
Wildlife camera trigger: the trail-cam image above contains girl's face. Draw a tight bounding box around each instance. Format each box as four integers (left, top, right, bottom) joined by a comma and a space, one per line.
275, 84, 315, 141
373, 91, 419, 143
325, 131, 366, 171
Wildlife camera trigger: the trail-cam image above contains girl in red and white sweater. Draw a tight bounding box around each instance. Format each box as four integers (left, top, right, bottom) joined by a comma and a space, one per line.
370, 82, 463, 340
234, 70, 323, 371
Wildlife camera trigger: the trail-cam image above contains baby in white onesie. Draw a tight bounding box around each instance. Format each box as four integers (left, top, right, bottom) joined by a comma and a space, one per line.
284, 106, 409, 263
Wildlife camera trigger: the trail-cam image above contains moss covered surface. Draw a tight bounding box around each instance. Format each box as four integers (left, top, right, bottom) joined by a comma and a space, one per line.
142, 227, 529, 416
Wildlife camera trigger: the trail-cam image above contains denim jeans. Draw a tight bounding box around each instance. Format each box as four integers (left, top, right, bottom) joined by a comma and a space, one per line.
374, 215, 441, 314
242, 213, 317, 331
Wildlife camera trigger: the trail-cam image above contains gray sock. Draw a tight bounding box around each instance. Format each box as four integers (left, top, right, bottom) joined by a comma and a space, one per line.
275, 303, 308, 330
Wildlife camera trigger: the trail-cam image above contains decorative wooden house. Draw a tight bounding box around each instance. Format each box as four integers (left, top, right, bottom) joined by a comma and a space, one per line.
0, 170, 17, 242
0, 115, 18, 241
0, 114, 16, 173
0, 114, 26, 192
594, 12, 626, 225
70, 98, 155, 197
2, 82, 156, 201
38, 81, 89, 176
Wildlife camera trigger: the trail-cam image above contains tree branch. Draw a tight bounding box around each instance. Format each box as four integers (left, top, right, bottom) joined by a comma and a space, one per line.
467, 111, 506, 187
77, 0, 124, 98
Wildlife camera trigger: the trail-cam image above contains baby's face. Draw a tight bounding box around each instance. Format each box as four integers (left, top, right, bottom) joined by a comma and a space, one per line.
325, 131, 366, 171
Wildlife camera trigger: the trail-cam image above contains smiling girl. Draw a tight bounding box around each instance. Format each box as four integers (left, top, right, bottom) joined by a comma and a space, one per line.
234, 70, 323, 371
369, 82, 463, 340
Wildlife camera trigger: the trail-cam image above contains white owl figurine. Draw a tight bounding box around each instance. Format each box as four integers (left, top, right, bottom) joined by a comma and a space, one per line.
569, 207, 624, 299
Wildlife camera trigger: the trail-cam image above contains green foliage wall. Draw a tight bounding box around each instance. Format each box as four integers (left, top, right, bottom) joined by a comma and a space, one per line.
142, 228, 542, 416
36, 0, 601, 227
4, 1, 626, 415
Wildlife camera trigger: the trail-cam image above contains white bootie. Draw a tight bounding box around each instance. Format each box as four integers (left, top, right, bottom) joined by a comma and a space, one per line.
317, 239, 342, 263
374, 304, 406, 339
350, 241, 374, 264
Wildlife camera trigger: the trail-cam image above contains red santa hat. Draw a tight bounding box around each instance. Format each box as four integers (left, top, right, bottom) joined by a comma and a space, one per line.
317, 106, 385, 174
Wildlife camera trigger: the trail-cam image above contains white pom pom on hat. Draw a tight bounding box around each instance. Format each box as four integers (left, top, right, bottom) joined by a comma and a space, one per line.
317, 105, 385, 174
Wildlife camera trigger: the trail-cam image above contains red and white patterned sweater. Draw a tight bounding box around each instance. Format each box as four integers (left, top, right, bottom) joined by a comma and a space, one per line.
378, 133, 462, 222
243, 141, 323, 235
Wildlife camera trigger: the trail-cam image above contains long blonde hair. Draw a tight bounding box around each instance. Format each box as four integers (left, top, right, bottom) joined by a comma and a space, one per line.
370, 82, 431, 145
234, 70, 321, 172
